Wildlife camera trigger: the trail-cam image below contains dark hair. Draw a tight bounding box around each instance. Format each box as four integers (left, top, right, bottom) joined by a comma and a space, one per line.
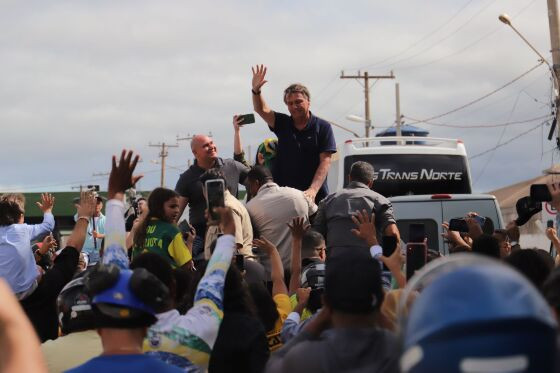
247, 165, 273, 185
248, 282, 279, 332
0, 199, 24, 226
173, 268, 193, 314
133, 187, 179, 249
493, 229, 508, 244
543, 267, 560, 314
223, 266, 256, 315
505, 248, 553, 290
130, 253, 175, 312
471, 234, 500, 259
349, 161, 374, 185
199, 168, 228, 189
301, 230, 325, 259
324, 250, 384, 314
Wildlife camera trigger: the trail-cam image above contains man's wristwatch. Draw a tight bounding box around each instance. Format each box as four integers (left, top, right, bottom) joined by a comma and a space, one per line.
251, 89, 261, 95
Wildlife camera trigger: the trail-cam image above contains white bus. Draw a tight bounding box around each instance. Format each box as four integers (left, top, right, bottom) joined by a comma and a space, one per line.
327, 136, 472, 197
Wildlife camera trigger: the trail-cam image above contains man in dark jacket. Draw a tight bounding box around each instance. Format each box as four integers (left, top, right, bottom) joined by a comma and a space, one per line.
266, 246, 399, 373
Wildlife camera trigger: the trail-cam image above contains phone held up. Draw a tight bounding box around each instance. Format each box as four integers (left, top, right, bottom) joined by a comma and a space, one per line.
237, 113, 255, 125
406, 223, 427, 280
205, 179, 225, 221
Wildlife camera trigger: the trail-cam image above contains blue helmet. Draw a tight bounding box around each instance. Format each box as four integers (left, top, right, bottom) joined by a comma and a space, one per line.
400, 254, 557, 373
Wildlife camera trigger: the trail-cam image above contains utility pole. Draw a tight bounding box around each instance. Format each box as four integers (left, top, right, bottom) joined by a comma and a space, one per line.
395, 83, 402, 137
340, 70, 395, 137
547, 0, 560, 146
149, 142, 179, 188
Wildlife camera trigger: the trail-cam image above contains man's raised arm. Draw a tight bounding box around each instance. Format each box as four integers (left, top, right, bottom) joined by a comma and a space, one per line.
251, 64, 275, 128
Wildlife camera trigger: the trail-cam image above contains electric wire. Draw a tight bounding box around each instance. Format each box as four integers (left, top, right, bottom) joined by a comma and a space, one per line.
468, 120, 549, 160
407, 61, 544, 124
350, 0, 475, 71
403, 113, 550, 128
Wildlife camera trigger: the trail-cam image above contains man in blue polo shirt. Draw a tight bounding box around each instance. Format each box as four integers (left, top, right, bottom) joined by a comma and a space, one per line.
251, 65, 337, 203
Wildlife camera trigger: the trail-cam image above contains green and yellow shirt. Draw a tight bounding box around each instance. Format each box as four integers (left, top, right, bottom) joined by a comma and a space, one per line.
132, 218, 192, 268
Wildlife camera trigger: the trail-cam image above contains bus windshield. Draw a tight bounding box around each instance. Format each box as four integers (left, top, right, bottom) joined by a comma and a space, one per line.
343, 154, 472, 197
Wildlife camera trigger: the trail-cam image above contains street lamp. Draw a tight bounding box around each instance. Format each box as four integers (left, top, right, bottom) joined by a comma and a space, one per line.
346, 114, 372, 138
499, 13, 559, 144
499, 14, 556, 79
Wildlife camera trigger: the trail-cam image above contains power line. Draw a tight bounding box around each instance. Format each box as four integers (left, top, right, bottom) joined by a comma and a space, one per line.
403, 113, 551, 128
392, 0, 540, 71
408, 61, 544, 124
473, 91, 523, 186
468, 121, 547, 160
375, 0, 498, 70
350, 0, 475, 70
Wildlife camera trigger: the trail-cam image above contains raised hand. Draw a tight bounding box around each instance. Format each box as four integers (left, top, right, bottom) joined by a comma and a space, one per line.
233, 115, 244, 132
465, 217, 483, 240
39, 234, 57, 255
210, 207, 235, 236
287, 217, 310, 240
77, 191, 96, 218
548, 183, 560, 212
108, 150, 143, 200
36, 193, 55, 214
296, 287, 311, 307
351, 209, 377, 246
252, 236, 277, 255
251, 64, 268, 93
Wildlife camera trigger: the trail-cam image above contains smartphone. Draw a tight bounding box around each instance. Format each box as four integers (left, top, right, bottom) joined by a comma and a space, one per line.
448, 218, 469, 233
235, 254, 245, 272
381, 235, 398, 271
408, 223, 426, 243
548, 219, 555, 229
406, 242, 427, 280
238, 113, 255, 125
205, 179, 225, 220
530, 184, 552, 202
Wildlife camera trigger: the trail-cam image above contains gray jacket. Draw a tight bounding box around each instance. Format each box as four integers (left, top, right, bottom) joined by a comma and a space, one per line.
312, 181, 396, 254
266, 328, 399, 373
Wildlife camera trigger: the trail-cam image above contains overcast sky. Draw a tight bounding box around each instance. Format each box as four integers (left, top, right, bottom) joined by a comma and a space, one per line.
1, 0, 557, 195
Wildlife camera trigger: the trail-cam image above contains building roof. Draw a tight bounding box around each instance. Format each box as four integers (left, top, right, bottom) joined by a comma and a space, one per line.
488, 166, 560, 209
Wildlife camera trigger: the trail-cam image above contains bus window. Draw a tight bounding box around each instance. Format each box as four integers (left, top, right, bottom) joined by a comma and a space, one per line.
344, 154, 471, 197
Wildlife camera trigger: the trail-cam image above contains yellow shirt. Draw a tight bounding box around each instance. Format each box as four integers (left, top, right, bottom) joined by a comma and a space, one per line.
267, 293, 292, 352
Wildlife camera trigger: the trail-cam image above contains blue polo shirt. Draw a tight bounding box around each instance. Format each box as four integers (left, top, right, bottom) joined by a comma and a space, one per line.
271, 112, 337, 202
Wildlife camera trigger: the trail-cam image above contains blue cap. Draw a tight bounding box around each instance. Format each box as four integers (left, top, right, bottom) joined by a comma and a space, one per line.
92, 269, 155, 316
402, 261, 557, 372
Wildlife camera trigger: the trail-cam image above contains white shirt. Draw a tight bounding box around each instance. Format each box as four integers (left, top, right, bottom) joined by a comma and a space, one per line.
246, 182, 317, 279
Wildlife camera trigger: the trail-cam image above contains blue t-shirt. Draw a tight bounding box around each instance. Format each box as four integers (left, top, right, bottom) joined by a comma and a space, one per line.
271, 112, 337, 202
65, 354, 184, 373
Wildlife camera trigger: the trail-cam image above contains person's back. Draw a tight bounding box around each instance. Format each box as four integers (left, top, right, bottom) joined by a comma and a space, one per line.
246, 166, 315, 277
314, 183, 393, 253
279, 327, 398, 373
67, 353, 182, 373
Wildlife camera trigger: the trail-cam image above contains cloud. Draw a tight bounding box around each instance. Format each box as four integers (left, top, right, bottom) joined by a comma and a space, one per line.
0, 0, 556, 194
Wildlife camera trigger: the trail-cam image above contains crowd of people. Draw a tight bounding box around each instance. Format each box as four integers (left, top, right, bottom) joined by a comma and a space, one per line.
1, 66, 560, 372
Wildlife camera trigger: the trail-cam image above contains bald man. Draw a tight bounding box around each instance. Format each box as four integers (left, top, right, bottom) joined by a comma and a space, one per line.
175, 135, 249, 257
